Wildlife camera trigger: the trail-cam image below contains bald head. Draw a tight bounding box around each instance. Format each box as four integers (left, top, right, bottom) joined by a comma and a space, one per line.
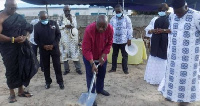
5, 0, 16, 4
96, 15, 108, 24
63, 5, 71, 16
96, 15, 108, 33
63, 5, 70, 10
39, 11, 47, 16
38, 11, 48, 20
4, 0, 17, 15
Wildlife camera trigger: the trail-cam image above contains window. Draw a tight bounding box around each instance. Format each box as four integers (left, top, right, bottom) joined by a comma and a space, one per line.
99, 13, 106, 15
91, 13, 98, 16
75, 12, 79, 16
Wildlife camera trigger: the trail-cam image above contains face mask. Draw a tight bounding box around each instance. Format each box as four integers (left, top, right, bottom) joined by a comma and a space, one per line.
116, 13, 122, 18
158, 11, 166, 16
41, 19, 49, 25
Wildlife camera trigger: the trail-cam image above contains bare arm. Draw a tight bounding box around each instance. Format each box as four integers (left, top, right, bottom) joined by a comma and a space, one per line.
148, 29, 171, 34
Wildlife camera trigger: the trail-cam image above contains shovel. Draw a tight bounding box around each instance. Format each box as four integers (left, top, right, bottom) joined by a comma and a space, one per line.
78, 64, 100, 106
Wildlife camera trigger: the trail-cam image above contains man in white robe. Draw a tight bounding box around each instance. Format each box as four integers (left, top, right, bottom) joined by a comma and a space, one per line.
144, 3, 169, 85
158, 0, 200, 105
59, 5, 82, 75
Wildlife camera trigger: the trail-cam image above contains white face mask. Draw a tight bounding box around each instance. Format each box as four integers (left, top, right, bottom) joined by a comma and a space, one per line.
116, 13, 122, 17
158, 11, 166, 16
41, 19, 49, 25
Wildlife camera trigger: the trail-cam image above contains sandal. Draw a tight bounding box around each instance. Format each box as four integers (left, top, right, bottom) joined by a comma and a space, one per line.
8, 95, 17, 103
18, 91, 33, 97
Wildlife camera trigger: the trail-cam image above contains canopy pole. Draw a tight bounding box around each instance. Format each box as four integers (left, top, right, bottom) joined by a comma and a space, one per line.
194, 2, 197, 9
46, 4, 48, 15
107, 6, 109, 15
98, 6, 100, 15
122, 0, 124, 12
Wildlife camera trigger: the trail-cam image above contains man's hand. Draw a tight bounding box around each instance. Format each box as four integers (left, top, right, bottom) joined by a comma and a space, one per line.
99, 57, 105, 66
65, 25, 72, 29
49, 45, 54, 50
127, 40, 131, 46
149, 29, 160, 34
14, 36, 24, 43
43, 45, 49, 50
91, 63, 98, 73
18, 36, 27, 43
67, 14, 72, 23
99, 54, 106, 66
43, 45, 53, 51
156, 28, 163, 34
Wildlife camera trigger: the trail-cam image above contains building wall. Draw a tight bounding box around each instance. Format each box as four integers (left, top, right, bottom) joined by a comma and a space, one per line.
25, 15, 155, 44
17, 7, 115, 16
17, 7, 133, 16
25, 15, 156, 28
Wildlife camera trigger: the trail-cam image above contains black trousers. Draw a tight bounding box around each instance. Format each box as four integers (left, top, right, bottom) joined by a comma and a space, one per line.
40, 46, 63, 85
111, 43, 128, 71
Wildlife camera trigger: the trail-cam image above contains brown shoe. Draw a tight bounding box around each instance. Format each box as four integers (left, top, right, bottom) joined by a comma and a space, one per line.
108, 70, 116, 73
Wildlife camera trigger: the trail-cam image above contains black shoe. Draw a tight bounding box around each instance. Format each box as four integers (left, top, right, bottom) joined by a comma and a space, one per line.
63, 71, 70, 75
59, 84, 65, 90
45, 84, 50, 89
97, 90, 110, 96
93, 100, 97, 106
108, 70, 116, 73
124, 70, 129, 74
165, 98, 171, 101
76, 70, 83, 75
41, 67, 44, 72
178, 102, 189, 106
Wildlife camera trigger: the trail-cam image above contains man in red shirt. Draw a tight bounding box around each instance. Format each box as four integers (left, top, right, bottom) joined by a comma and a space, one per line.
82, 15, 113, 106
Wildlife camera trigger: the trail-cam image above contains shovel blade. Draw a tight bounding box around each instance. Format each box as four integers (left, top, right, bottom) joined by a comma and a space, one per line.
78, 93, 97, 106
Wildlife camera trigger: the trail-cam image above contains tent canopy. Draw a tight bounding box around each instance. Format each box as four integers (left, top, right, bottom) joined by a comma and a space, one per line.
21, 0, 199, 11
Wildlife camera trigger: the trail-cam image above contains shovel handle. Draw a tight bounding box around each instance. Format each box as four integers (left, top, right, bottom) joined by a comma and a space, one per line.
88, 63, 100, 94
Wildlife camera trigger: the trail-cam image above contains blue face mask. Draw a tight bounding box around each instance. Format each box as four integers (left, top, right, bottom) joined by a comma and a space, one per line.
158, 11, 166, 16
41, 19, 49, 25
116, 13, 122, 18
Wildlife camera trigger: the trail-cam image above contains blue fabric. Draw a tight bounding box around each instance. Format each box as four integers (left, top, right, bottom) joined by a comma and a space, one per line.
21, 0, 199, 11
172, 0, 186, 9
83, 56, 107, 93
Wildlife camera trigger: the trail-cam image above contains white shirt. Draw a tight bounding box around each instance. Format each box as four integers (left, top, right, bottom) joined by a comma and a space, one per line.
29, 19, 39, 45
110, 15, 133, 44
145, 17, 158, 38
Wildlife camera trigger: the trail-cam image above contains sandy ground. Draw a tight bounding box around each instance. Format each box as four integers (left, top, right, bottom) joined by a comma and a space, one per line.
0, 55, 200, 106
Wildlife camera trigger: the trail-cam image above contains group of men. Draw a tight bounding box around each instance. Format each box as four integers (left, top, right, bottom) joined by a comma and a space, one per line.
1, 0, 200, 106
